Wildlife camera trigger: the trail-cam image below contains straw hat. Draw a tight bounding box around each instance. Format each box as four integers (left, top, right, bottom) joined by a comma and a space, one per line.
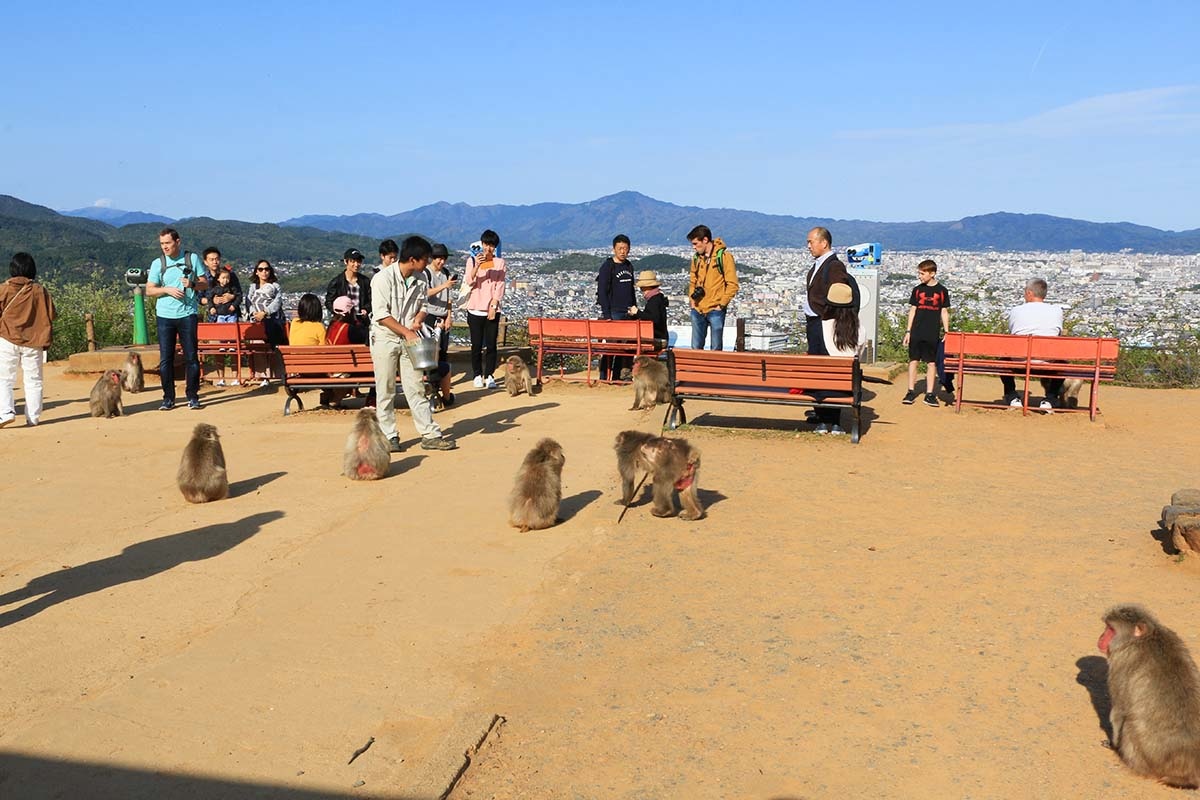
635, 270, 661, 288
826, 282, 854, 307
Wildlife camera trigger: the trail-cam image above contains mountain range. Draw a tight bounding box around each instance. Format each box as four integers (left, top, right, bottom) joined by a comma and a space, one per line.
281, 191, 1200, 253
61, 205, 174, 227
3, 192, 1199, 285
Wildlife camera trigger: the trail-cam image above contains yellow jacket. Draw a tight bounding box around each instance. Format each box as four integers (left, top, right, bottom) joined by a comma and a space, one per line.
686, 238, 739, 313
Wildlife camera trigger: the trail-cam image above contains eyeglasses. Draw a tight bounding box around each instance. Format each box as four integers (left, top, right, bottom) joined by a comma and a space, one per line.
256, 267, 270, 272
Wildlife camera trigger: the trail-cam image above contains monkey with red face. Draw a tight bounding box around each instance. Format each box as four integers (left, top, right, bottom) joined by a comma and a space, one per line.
1099, 604, 1200, 788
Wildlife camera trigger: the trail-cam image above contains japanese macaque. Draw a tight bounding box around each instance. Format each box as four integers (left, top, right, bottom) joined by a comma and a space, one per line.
88, 370, 124, 418
1061, 378, 1084, 409
121, 352, 144, 393
343, 409, 390, 481
177, 423, 229, 503
629, 355, 670, 411
504, 355, 535, 397
613, 430, 704, 520
508, 438, 565, 531
1099, 604, 1200, 788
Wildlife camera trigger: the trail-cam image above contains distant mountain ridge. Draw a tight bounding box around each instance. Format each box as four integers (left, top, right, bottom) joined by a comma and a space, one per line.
282, 190, 1200, 253
61, 205, 174, 227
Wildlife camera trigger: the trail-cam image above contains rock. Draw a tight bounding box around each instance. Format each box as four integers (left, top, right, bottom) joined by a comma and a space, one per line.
1172, 489, 1200, 508
1172, 520, 1200, 555
1163, 506, 1200, 530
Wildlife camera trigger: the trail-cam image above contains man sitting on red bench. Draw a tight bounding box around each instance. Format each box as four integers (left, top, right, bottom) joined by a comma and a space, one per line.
1002, 278, 1064, 410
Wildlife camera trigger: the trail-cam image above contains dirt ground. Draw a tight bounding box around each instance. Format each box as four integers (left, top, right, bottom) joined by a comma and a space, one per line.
1, 365, 1198, 799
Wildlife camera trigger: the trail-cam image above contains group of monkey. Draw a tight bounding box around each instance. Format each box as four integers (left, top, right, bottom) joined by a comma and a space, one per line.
86, 350, 697, 527
81, 353, 1200, 788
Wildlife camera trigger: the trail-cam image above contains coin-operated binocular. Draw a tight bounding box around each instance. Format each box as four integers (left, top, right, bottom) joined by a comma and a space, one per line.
124, 268, 149, 286
124, 269, 150, 344
846, 243, 882, 265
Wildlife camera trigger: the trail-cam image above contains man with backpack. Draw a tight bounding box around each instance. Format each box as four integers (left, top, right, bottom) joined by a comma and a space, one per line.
686, 225, 739, 350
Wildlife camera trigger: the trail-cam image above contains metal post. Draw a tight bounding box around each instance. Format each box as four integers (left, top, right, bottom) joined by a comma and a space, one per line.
132, 286, 149, 345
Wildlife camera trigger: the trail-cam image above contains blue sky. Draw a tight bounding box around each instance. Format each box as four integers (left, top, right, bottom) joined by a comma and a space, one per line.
3, 1, 1198, 229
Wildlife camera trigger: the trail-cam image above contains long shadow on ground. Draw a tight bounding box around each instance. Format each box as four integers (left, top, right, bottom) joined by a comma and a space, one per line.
0, 752, 419, 800
449, 402, 560, 440
0, 511, 283, 629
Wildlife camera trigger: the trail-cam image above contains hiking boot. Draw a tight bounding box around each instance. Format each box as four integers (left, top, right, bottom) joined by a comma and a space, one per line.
159, 401, 175, 411
421, 436, 457, 451
901, 389, 920, 404
441, 392, 456, 408
923, 393, 938, 407
388, 436, 402, 453
188, 399, 203, 410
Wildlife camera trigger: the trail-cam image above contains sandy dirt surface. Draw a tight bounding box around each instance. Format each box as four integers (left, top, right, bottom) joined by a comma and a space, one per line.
1, 365, 1198, 799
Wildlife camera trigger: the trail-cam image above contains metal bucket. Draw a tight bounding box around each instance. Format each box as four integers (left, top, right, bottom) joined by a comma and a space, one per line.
405, 337, 438, 370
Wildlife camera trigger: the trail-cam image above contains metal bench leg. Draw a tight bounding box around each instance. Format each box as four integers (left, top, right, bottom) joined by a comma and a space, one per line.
283, 389, 303, 416
851, 407, 861, 444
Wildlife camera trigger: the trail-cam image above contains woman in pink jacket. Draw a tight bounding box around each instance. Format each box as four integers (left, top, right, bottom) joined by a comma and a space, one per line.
462, 229, 506, 389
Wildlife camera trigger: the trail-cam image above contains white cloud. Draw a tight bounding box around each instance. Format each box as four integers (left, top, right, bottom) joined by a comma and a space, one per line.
837, 85, 1200, 142
92, 197, 114, 208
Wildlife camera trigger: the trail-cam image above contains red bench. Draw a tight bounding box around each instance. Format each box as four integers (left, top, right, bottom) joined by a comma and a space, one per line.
526, 318, 660, 385
942, 332, 1120, 420
187, 321, 276, 385
667, 349, 864, 443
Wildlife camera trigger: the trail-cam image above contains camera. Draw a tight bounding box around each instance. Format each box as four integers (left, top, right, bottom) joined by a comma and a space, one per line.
124, 268, 148, 286
690, 286, 706, 303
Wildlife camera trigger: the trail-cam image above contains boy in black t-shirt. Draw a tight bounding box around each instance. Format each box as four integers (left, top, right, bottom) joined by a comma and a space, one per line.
901, 259, 951, 407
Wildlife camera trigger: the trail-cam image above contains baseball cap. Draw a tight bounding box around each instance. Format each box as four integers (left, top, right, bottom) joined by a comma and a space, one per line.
343, 248, 365, 262
332, 296, 354, 314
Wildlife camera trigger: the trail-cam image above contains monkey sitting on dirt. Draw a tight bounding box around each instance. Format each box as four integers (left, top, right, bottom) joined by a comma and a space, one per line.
504, 355, 535, 397
178, 423, 229, 503
508, 438, 565, 531
89, 370, 124, 418
121, 352, 144, 393
1099, 604, 1200, 788
613, 430, 704, 520
628, 355, 670, 411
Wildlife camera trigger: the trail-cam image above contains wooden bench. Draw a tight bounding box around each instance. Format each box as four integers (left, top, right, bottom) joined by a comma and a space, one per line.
526, 318, 660, 385
942, 332, 1119, 420
276, 345, 386, 416
666, 349, 865, 443
190, 321, 276, 384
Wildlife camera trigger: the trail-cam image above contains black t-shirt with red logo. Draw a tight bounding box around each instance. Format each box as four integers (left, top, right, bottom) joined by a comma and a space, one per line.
908, 282, 951, 342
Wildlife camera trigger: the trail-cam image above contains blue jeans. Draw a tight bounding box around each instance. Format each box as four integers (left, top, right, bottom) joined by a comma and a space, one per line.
157, 313, 200, 404
690, 307, 726, 350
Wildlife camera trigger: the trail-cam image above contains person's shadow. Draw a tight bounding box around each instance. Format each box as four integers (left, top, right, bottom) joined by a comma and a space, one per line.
0, 511, 283, 629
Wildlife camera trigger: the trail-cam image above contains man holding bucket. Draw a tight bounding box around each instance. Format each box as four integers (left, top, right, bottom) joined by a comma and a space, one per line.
370, 237, 456, 453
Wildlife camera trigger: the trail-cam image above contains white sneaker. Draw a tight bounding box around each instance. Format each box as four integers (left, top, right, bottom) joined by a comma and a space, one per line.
1039, 399, 1054, 413
485, 376, 497, 390
1009, 397, 1022, 408
259, 379, 270, 388
473, 376, 484, 388
215, 379, 225, 386
228, 379, 240, 386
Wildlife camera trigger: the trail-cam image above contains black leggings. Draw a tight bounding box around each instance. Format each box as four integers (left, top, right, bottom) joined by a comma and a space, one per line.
468, 313, 500, 379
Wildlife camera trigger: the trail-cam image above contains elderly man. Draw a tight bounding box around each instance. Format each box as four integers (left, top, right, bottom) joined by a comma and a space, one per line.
1002, 278, 1065, 410
802, 227, 850, 355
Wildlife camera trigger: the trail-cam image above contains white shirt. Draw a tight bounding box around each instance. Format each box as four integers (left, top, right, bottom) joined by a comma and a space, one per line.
1006, 301, 1063, 336
370, 265, 427, 346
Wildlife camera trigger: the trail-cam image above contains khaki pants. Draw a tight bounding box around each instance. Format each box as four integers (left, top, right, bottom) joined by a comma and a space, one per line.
370, 338, 441, 442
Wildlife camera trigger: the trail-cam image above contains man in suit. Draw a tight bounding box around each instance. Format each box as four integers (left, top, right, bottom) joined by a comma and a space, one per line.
802, 226, 850, 355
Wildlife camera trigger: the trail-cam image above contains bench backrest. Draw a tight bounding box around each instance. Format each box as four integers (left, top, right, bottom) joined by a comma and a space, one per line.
944, 332, 1119, 366
277, 345, 376, 374
196, 322, 240, 344
527, 317, 654, 342
670, 349, 858, 392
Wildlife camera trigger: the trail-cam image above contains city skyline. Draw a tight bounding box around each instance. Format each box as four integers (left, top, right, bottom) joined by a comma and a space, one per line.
3, 2, 1198, 229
